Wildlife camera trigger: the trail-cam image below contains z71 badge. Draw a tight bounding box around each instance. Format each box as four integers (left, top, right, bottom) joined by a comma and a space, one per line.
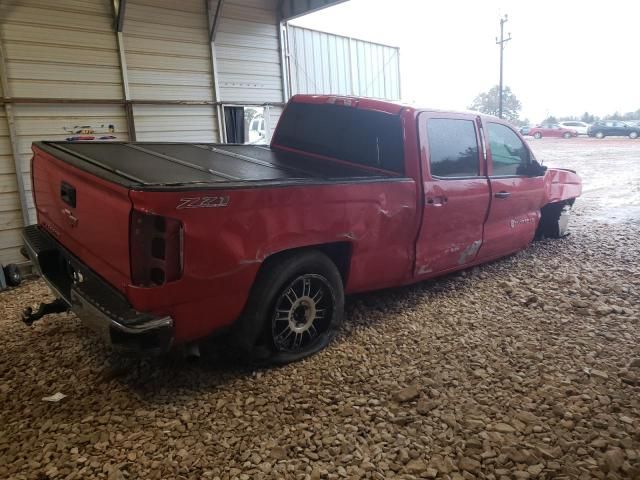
177, 196, 230, 209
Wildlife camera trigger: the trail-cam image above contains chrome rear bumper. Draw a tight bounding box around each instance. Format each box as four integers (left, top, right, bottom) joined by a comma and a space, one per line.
22, 225, 173, 352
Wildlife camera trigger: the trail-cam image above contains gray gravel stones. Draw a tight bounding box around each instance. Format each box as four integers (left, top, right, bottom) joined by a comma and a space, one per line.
0, 141, 639, 479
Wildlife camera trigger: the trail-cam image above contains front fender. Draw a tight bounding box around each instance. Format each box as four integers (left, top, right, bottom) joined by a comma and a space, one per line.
543, 168, 582, 204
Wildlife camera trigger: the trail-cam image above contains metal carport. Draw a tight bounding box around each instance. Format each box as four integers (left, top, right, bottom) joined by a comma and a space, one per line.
0, 0, 347, 264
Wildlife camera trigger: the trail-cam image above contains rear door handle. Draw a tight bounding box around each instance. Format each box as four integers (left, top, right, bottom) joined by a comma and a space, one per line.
494, 191, 511, 199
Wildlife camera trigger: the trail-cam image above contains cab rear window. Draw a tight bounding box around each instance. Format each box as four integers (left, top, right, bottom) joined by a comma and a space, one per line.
273, 102, 405, 174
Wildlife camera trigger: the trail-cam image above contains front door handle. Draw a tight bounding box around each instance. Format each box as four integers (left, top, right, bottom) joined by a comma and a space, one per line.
494, 191, 511, 199
426, 196, 448, 206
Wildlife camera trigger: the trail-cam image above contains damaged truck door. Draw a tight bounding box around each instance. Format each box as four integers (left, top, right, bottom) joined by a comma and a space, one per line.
415, 114, 491, 276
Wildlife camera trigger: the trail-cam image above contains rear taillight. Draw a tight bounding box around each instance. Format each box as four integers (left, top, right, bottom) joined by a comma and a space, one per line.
130, 210, 183, 287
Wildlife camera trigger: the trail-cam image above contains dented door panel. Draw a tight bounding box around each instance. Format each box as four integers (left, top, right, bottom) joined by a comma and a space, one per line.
414, 112, 491, 277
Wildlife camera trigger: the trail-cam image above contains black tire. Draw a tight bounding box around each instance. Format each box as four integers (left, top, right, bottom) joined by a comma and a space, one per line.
4, 264, 22, 287
533, 132, 542, 139
234, 250, 344, 365
563, 132, 572, 139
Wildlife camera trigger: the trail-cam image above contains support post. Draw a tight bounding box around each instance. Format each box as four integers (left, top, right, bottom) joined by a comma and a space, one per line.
279, 21, 291, 102
113, 3, 135, 140
115, 0, 127, 32
0, 35, 30, 226
206, 0, 225, 142
209, 0, 224, 43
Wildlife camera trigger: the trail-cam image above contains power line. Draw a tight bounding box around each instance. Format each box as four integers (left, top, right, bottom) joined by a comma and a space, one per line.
496, 15, 512, 119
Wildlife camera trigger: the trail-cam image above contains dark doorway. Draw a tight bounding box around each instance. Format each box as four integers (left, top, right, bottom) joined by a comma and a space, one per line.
224, 106, 245, 143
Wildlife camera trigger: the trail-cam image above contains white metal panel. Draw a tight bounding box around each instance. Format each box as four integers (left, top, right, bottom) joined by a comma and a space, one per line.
0, 1, 123, 100
12, 104, 130, 226
287, 25, 400, 101
123, 0, 214, 102
123, 0, 218, 139
0, 105, 24, 263
215, 0, 283, 103
133, 105, 218, 142
269, 105, 283, 132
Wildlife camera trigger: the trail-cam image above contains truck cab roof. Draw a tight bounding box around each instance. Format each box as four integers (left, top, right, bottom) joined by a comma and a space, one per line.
289, 94, 499, 123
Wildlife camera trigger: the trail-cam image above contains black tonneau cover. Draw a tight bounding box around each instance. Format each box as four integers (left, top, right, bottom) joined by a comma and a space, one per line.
35, 142, 398, 191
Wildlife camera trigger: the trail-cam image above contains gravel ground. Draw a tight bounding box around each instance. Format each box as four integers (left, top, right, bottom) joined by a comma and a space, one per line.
1, 138, 639, 480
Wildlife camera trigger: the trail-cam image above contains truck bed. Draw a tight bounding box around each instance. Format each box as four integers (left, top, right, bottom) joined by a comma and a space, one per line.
35, 141, 395, 190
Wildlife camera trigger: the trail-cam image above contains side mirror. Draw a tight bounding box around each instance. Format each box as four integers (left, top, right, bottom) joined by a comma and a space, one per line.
527, 160, 547, 177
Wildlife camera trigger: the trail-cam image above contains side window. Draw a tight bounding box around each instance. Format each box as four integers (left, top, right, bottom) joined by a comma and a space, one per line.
426, 118, 479, 178
487, 123, 531, 176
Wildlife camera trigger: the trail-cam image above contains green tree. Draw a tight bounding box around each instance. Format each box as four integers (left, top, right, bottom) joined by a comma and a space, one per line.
469, 86, 522, 121
581, 112, 595, 123
543, 116, 558, 125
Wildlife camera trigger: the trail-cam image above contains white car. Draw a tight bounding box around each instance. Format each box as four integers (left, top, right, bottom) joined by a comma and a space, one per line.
558, 121, 590, 135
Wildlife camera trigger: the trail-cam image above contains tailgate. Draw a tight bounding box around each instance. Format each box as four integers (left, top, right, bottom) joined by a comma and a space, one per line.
32, 146, 132, 292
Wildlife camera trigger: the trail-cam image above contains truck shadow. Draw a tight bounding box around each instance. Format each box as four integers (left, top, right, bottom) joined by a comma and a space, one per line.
104, 264, 492, 403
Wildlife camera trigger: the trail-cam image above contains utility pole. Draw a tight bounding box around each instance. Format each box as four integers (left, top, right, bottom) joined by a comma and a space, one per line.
496, 15, 512, 119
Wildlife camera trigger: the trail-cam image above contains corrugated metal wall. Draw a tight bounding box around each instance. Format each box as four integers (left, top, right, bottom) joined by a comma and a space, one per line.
0, 0, 129, 263
0, 81, 23, 265
124, 0, 219, 141
286, 25, 400, 100
1, 1, 122, 99
0, 0, 290, 264
215, 0, 284, 103
0, 0, 397, 264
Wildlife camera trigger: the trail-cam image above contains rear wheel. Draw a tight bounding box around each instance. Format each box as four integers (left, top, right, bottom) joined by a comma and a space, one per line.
533, 132, 542, 139
234, 250, 344, 364
563, 132, 572, 139
595, 131, 605, 139
629, 131, 638, 139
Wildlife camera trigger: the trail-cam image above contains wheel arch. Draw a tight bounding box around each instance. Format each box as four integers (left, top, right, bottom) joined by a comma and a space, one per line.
259, 241, 353, 286
233, 242, 349, 362
536, 198, 575, 239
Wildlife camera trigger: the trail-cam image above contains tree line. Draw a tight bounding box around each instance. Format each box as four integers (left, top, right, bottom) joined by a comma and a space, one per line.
470, 86, 640, 126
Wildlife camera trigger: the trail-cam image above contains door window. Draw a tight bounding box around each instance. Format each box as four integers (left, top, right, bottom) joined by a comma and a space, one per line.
426, 118, 480, 178
487, 123, 530, 176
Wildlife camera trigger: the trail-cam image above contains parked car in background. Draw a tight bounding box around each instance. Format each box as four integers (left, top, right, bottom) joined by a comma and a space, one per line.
625, 120, 640, 128
588, 121, 640, 139
558, 121, 590, 135
529, 124, 578, 139
519, 125, 532, 136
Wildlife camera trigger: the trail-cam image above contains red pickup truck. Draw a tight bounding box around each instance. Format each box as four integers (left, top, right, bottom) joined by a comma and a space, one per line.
22, 95, 581, 364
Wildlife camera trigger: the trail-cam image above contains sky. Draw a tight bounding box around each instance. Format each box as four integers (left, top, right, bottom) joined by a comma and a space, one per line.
292, 0, 640, 123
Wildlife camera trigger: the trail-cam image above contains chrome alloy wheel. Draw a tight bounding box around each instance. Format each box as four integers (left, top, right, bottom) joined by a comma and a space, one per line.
271, 274, 334, 352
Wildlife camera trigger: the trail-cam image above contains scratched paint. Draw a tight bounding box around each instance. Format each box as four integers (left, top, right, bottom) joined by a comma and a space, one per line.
458, 240, 482, 265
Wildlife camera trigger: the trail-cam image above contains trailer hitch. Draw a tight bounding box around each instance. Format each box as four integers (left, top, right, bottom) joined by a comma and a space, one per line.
22, 298, 69, 326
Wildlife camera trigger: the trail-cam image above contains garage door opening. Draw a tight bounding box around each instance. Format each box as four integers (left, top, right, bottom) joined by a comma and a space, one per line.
223, 106, 269, 144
